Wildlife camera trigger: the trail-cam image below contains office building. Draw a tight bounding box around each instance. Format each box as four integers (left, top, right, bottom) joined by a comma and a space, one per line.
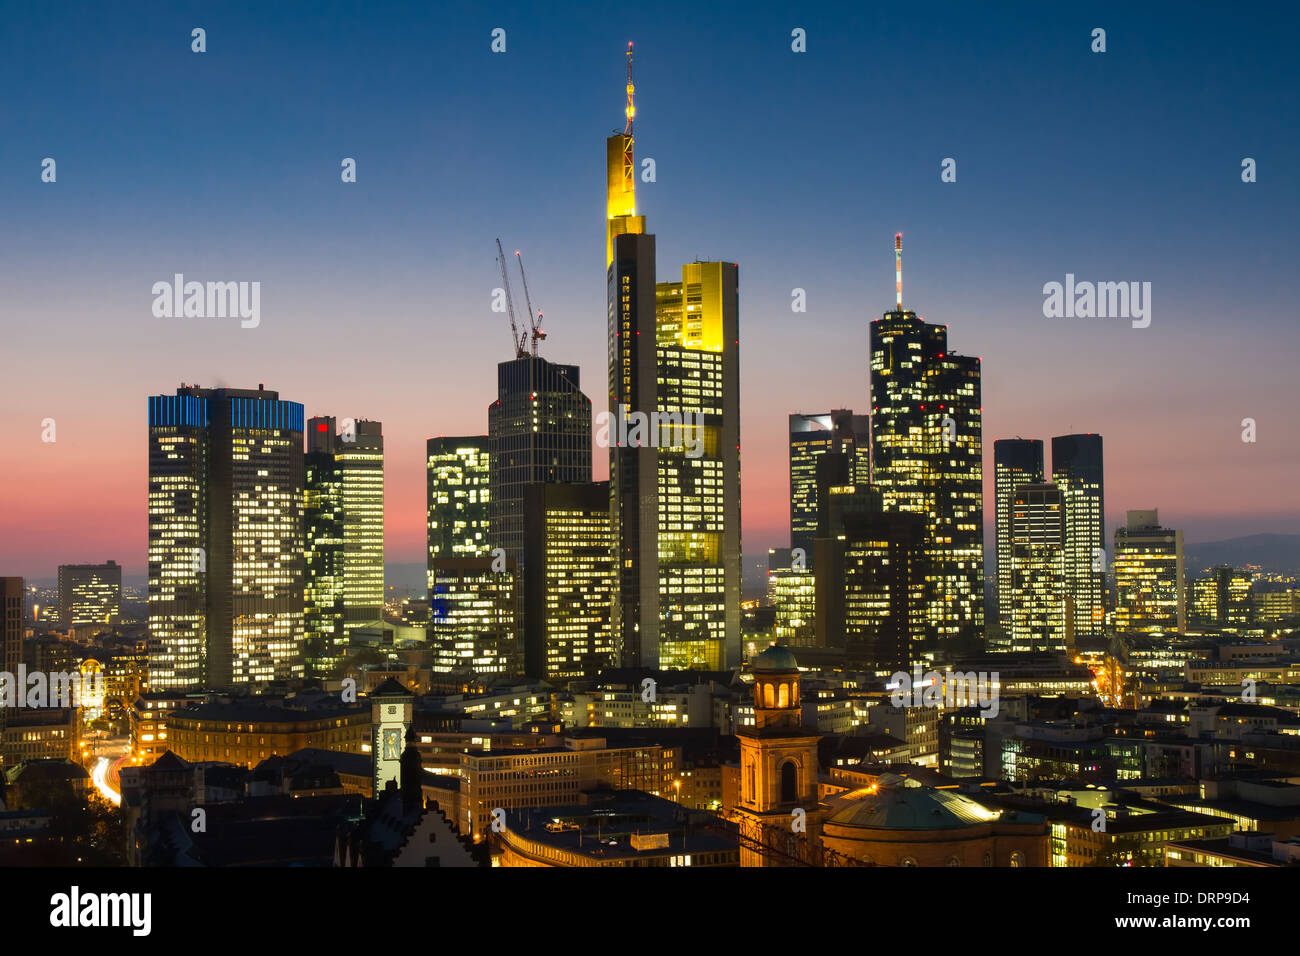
869, 237, 983, 648
814, 485, 926, 673
1052, 434, 1105, 640
429, 557, 517, 677
521, 482, 614, 681
57, 561, 122, 627
607, 62, 741, 670
305, 416, 385, 674
1009, 483, 1068, 652
426, 437, 491, 592
147, 385, 305, 691
1114, 510, 1186, 633
789, 410, 869, 563
993, 439, 1043, 639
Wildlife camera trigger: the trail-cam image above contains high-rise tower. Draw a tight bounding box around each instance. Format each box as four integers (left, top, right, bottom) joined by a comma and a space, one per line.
426, 436, 490, 592
993, 439, 1044, 643
305, 416, 384, 674
1052, 434, 1105, 640
869, 237, 983, 650
147, 385, 305, 690
606, 46, 741, 669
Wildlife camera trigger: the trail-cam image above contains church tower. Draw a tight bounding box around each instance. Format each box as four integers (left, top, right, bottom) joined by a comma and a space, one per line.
734, 645, 822, 866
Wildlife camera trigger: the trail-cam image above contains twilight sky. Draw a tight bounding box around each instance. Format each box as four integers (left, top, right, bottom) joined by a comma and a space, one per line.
2, 0, 1298, 582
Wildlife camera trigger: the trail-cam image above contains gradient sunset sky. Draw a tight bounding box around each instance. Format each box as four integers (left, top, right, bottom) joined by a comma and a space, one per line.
2, 0, 1297, 581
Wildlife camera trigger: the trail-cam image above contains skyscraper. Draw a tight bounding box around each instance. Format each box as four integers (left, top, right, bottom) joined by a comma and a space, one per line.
1052, 434, 1105, 640
1114, 509, 1185, 633
426, 437, 490, 592
57, 561, 122, 627
522, 482, 614, 681
869, 237, 983, 649
814, 485, 926, 673
489, 358, 592, 565
147, 385, 305, 691
789, 410, 869, 563
305, 416, 385, 674
607, 55, 741, 670
993, 439, 1044, 642
1009, 483, 1068, 652
489, 357, 593, 658
429, 557, 517, 676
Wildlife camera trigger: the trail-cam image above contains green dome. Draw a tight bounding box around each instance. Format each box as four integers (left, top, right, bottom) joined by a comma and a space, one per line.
751, 644, 799, 672
825, 774, 1002, 831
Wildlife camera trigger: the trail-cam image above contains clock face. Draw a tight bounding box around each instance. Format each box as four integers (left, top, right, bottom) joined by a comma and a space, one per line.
382, 728, 402, 761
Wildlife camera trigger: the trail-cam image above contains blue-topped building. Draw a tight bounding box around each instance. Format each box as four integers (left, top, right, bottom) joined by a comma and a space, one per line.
147, 384, 306, 691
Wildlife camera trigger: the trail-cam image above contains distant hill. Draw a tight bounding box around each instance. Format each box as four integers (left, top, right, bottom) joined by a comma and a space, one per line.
1185, 534, 1300, 574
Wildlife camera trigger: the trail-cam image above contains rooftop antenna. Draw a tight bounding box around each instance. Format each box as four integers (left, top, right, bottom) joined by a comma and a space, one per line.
895, 233, 903, 311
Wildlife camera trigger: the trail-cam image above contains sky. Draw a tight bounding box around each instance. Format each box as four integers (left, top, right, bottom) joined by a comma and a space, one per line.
2, 0, 1298, 582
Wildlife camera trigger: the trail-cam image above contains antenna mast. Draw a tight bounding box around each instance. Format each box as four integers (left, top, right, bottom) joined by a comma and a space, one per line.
895, 233, 903, 311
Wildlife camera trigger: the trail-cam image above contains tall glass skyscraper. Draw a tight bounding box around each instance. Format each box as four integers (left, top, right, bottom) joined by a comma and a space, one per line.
147, 385, 305, 691
1009, 482, 1068, 651
869, 250, 983, 649
789, 410, 869, 563
1052, 434, 1105, 640
994, 439, 1044, 642
426, 436, 490, 593
305, 416, 384, 675
606, 81, 741, 670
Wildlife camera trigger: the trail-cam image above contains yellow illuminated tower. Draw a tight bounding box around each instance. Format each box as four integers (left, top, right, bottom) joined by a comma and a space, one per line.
606, 42, 645, 267
606, 45, 741, 669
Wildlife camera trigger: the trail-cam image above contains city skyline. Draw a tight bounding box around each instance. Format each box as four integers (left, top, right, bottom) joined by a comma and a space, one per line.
4, 3, 1299, 583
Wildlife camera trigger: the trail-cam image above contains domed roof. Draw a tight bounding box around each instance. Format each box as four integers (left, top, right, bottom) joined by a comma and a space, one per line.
825, 774, 1002, 831
751, 644, 799, 672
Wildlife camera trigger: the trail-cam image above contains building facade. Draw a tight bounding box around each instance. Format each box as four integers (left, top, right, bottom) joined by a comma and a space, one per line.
147, 386, 305, 691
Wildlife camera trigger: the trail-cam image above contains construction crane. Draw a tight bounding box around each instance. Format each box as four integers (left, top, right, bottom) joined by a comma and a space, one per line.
514, 250, 547, 356
495, 237, 527, 358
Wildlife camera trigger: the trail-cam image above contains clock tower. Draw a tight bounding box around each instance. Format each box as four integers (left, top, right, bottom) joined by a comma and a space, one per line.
370, 678, 414, 797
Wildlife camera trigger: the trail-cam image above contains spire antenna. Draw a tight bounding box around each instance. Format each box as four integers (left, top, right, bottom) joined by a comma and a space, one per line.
625, 42, 635, 136
895, 233, 903, 311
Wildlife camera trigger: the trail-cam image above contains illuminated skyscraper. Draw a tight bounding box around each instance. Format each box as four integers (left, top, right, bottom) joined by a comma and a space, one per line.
1008, 483, 1068, 652
767, 548, 816, 649
606, 54, 740, 670
814, 484, 926, 673
147, 385, 305, 691
1052, 434, 1105, 640
789, 410, 869, 564
522, 482, 614, 681
1114, 509, 1185, 633
490, 357, 592, 656
993, 439, 1044, 644
57, 561, 122, 627
429, 557, 517, 676
305, 416, 384, 674
426, 437, 490, 592
869, 237, 983, 648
